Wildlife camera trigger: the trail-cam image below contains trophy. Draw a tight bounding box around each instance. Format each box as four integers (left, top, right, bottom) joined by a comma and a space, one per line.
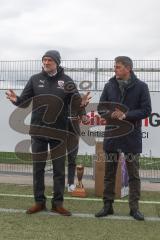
71, 164, 86, 197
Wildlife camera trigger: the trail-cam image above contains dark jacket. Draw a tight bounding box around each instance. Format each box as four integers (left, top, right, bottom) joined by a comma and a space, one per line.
98, 71, 152, 153
14, 67, 85, 135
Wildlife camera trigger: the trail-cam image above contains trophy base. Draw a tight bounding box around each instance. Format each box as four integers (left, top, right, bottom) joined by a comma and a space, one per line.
71, 187, 86, 198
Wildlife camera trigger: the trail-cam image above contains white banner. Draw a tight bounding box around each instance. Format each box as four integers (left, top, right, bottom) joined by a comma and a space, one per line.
0, 91, 159, 157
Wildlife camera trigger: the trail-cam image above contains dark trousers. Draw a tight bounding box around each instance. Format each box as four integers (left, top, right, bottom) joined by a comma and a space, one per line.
66, 120, 79, 185
31, 136, 65, 207
103, 152, 141, 211
66, 133, 79, 185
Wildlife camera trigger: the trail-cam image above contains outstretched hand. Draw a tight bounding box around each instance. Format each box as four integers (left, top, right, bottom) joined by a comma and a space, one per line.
5, 89, 17, 102
80, 91, 92, 107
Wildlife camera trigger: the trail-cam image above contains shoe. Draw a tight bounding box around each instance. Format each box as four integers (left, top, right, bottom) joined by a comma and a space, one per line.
67, 184, 76, 192
130, 209, 144, 221
95, 204, 114, 217
26, 203, 46, 214
51, 205, 72, 216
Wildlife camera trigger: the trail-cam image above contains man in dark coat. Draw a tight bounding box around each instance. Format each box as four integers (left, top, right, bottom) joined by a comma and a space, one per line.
95, 56, 152, 220
6, 50, 90, 216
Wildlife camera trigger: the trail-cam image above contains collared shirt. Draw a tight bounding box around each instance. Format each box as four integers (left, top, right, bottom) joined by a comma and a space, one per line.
47, 70, 57, 77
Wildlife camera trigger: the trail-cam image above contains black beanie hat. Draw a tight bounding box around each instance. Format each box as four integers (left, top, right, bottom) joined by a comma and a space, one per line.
42, 50, 61, 66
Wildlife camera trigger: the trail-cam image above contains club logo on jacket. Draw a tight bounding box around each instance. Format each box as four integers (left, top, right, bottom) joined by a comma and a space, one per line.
38, 79, 45, 87
57, 80, 64, 89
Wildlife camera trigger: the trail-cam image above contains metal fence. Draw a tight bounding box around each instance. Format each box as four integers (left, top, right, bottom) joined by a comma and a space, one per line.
0, 59, 160, 182
0, 152, 160, 182
0, 59, 160, 91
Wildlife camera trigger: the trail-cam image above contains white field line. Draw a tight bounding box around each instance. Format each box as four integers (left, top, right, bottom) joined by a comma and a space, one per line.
0, 207, 160, 222
1, 193, 160, 205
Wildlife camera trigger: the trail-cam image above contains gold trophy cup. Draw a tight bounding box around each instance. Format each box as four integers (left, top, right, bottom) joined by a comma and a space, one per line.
71, 164, 86, 197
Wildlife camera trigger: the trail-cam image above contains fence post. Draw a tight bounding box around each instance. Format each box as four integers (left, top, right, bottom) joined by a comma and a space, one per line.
95, 58, 98, 90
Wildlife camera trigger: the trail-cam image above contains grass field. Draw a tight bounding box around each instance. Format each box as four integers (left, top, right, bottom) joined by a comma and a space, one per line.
0, 183, 160, 240
0, 152, 93, 167
0, 151, 160, 170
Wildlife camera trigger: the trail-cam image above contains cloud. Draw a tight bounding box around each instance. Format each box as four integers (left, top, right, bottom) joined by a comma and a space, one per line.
0, 0, 160, 60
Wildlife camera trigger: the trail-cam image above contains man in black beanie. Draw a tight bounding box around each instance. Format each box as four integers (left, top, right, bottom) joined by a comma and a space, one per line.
6, 50, 90, 216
